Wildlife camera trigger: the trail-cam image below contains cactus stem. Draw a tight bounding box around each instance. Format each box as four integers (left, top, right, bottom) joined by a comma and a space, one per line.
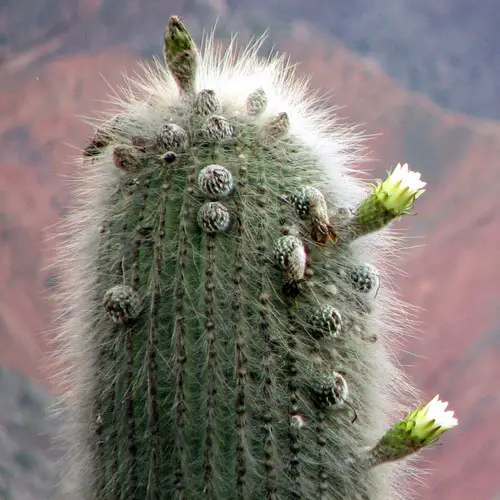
145, 183, 169, 498
250, 177, 278, 497
287, 311, 302, 498
91, 187, 128, 497
261, 303, 277, 498
123, 182, 151, 496
90, 232, 109, 496
104, 183, 139, 499
107, 332, 119, 499
233, 165, 247, 498
173, 165, 196, 495
124, 325, 138, 493
203, 234, 218, 497
53, 17, 439, 499
316, 408, 328, 499
131, 180, 151, 290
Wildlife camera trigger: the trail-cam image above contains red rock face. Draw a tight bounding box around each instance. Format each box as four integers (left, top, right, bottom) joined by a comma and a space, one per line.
0, 6, 498, 499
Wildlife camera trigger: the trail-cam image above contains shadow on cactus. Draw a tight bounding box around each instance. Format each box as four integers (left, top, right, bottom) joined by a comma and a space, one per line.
52, 14, 457, 500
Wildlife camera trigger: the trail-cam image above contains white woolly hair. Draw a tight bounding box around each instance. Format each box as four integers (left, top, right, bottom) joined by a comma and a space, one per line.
47, 27, 424, 499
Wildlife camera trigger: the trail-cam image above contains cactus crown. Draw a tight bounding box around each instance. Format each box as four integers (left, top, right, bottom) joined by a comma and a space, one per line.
52, 14, 453, 500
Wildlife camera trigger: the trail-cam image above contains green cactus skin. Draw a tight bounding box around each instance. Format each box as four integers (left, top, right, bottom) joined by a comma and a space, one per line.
53, 16, 421, 500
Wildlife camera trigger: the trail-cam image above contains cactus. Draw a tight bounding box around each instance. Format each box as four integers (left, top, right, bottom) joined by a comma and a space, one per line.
53, 15, 457, 500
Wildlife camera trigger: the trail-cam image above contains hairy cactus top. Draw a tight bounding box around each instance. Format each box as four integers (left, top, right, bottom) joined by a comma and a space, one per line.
53, 15, 457, 500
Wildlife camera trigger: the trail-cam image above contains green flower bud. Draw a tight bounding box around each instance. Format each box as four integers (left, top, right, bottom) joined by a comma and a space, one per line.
163, 16, 199, 95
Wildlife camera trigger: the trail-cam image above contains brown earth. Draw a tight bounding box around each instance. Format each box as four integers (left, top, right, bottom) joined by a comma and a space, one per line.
0, 16, 498, 500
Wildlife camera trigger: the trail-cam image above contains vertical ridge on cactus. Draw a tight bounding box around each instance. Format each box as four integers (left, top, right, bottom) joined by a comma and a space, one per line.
51, 14, 457, 500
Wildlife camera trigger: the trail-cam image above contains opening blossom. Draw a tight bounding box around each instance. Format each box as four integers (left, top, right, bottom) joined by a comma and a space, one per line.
374, 163, 427, 215
406, 394, 458, 443
367, 395, 458, 467
352, 162, 427, 238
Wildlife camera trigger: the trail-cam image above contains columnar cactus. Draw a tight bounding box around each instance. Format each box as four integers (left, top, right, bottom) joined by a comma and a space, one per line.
53, 15, 457, 500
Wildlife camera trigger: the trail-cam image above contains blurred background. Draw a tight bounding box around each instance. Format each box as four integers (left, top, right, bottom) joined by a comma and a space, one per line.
0, 0, 499, 498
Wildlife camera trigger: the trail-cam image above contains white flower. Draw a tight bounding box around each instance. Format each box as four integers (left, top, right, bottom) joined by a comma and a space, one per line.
407, 394, 458, 442
374, 163, 427, 214
367, 395, 458, 467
